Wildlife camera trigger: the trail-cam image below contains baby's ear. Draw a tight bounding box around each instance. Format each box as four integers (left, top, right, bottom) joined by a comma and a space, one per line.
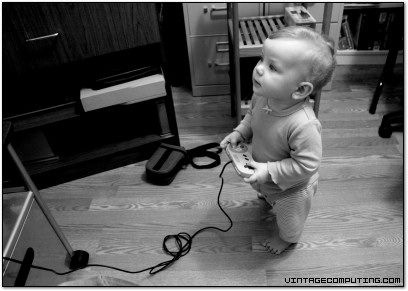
292, 82, 313, 100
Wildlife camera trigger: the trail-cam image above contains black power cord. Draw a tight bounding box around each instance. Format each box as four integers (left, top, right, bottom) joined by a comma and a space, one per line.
3, 161, 233, 276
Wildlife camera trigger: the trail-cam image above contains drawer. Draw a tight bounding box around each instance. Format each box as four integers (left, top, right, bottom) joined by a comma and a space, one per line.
190, 36, 230, 86
3, 3, 161, 74
184, 3, 228, 36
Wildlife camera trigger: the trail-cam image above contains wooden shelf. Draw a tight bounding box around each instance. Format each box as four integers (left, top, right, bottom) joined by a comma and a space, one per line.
6, 95, 180, 188
2, 132, 179, 190
338, 49, 403, 55
336, 49, 403, 65
25, 133, 176, 176
4, 102, 78, 132
344, 3, 403, 10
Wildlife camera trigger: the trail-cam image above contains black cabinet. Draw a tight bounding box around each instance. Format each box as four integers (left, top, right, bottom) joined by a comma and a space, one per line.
3, 3, 180, 189
3, 3, 161, 74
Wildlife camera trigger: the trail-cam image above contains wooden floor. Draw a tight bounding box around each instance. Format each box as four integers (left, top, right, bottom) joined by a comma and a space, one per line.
38, 64, 403, 286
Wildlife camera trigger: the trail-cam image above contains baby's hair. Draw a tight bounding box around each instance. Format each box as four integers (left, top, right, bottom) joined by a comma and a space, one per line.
268, 26, 337, 94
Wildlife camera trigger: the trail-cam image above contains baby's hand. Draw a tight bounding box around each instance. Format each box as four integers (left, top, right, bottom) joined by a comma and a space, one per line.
243, 161, 271, 184
220, 131, 244, 149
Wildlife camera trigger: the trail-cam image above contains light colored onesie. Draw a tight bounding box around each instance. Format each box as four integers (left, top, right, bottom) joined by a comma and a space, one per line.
234, 94, 322, 243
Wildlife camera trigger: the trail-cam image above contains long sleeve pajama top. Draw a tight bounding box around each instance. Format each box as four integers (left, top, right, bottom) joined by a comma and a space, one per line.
234, 94, 322, 198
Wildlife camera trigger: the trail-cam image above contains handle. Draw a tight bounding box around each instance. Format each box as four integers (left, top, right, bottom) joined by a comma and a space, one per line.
214, 62, 229, 67
208, 61, 229, 67
216, 41, 229, 53
211, 5, 227, 12
26, 32, 59, 43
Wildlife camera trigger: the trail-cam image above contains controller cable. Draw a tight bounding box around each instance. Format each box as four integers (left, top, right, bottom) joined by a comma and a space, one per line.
3, 161, 233, 276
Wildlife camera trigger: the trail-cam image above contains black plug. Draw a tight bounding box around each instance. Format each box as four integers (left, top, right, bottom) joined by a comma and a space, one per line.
69, 250, 89, 270
14, 247, 34, 286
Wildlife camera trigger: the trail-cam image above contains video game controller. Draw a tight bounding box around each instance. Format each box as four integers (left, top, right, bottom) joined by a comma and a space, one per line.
225, 143, 255, 178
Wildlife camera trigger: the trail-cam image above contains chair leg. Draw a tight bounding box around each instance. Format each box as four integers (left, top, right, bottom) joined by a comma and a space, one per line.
369, 8, 402, 114
378, 111, 403, 138
369, 47, 399, 114
7, 143, 75, 256
7, 143, 91, 270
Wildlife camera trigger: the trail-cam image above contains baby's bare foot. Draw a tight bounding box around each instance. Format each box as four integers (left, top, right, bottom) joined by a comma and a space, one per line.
262, 236, 291, 254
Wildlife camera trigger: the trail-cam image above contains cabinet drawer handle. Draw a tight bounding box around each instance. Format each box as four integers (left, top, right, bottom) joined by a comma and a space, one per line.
214, 62, 229, 67
26, 33, 59, 43
208, 61, 230, 67
210, 5, 227, 13
216, 41, 229, 53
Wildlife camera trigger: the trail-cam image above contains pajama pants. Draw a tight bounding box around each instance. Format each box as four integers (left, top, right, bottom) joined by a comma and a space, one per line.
263, 180, 318, 243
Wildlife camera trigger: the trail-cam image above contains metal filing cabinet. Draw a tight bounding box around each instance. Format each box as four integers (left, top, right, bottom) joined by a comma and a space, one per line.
183, 3, 230, 96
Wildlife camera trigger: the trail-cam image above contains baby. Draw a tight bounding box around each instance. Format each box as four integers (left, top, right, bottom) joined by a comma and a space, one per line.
221, 26, 336, 254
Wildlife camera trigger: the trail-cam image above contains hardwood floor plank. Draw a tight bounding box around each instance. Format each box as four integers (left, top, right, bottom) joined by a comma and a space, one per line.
44, 198, 93, 211
40, 184, 118, 199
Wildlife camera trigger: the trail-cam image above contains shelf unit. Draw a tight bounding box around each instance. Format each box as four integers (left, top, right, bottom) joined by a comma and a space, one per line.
336, 2, 403, 65
3, 3, 180, 189
234, 14, 287, 57
3, 85, 179, 189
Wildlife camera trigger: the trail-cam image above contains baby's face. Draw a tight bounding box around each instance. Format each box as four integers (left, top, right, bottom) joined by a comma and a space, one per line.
252, 38, 312, 103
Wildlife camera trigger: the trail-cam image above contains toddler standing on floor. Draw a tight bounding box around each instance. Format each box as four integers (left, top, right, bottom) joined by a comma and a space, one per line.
221, 26, 336, 254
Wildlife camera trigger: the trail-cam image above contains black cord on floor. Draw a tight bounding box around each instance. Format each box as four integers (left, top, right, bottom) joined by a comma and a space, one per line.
3, 161, 233, 276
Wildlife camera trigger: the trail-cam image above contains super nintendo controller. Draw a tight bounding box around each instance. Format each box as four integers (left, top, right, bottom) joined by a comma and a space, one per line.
225, 143, 255, 178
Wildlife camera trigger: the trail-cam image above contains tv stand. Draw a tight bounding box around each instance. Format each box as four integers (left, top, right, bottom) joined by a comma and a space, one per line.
3, 3, 180, 189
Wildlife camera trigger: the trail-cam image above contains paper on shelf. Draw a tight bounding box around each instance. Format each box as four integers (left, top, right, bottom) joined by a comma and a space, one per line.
80, 74, 166, 112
